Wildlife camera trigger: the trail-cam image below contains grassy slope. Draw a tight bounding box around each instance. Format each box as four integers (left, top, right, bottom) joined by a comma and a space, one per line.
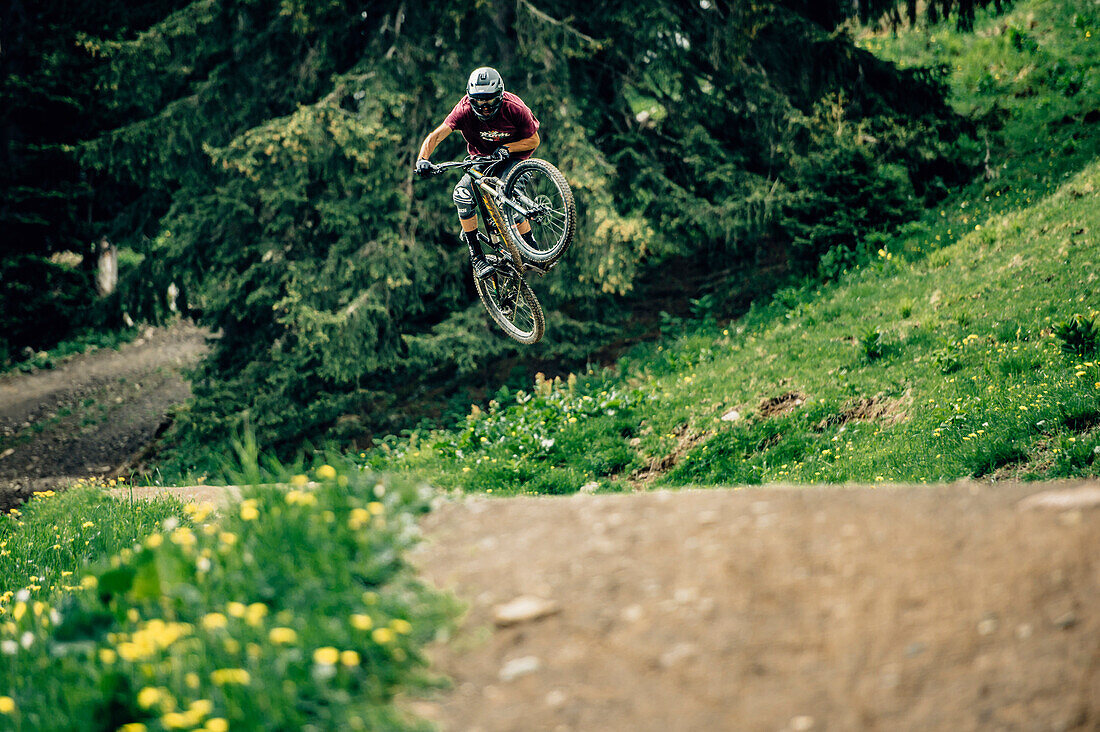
368, 0, 1100, 492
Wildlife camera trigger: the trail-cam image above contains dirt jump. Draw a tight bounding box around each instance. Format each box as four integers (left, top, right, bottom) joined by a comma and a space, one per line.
413, 484, 1099, 731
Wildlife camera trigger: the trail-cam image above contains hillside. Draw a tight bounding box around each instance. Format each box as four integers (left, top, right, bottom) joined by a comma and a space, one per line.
368, 0, 1100, 491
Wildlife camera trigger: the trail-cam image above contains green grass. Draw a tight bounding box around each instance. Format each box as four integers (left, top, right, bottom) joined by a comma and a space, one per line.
0, 463, 454, 730
0, 326, 141, 375
362, 0, 1100, 492
1, 484, 187, 604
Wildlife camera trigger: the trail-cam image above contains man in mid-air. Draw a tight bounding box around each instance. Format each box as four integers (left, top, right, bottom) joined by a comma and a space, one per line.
415, 67, 541, 279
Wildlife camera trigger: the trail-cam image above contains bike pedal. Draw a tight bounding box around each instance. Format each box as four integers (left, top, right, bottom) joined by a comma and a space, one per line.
524, 262, 553, 277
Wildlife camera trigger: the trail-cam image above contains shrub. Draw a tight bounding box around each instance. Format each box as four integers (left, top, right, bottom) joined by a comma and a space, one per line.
0, 464, 455, 730
1053, 314, 1100, 357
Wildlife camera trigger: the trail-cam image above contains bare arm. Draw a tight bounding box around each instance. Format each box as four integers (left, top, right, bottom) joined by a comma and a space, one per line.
504, 130, 540, 154
418, 123, 452, 160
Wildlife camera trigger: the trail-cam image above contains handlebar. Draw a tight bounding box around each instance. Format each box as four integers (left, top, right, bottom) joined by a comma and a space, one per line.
421, 154, 503, 177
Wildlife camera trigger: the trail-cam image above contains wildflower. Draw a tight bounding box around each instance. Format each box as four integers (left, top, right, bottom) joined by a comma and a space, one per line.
290, 474, 309, 487
219, 531, 237, 546
202, 613, 228, 630
239, 500, 259, 521
372, 627, 395, 645
162, 712, 189, 729
348, 507, 371, 530
137, 686, 165, 710
391, 618, 413, 635
185, 673, 200, 689
0, 696, 13, 714
188, 699, 214, 719
81, 521, 95, 528
227, 602, 247, 618
269, 627, 297, 644
313, 646, 340, 665
143, 533, 162, 551
367, 502, 384, 516
210, 668, 250, 685
246, 603, 268, 627
98, 648, 117, 664
286, 490, 316, 506
206, 719, 229, 732
170, 527, 197, 549
316, 464, 337, 480
340, 650, 360, 666
117, 725, 147, 732
350, 614, 373, 630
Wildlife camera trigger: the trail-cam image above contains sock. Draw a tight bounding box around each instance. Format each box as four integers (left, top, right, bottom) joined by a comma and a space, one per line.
462, 230, 481, 260
522, 229, 537, 247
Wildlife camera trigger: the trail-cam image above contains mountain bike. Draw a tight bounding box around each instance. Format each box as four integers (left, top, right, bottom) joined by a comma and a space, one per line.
423, 155, 575, 344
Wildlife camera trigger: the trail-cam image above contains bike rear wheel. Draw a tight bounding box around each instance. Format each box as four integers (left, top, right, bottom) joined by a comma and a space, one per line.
501, 159, 576, 266
474, 256, 545, 344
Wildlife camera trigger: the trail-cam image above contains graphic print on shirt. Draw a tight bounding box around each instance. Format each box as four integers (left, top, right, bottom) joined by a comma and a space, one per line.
480, 130, 511, 141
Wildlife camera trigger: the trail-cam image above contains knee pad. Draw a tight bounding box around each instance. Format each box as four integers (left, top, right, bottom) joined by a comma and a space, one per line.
452, 180, 476, 219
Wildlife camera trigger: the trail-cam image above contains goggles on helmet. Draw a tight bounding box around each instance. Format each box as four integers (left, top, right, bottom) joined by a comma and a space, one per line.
470, 93, 502, 117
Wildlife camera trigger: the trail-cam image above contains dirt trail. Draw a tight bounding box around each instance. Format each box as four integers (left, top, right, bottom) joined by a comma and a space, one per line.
0, 322, 207, 509
412, 482, 1100, 732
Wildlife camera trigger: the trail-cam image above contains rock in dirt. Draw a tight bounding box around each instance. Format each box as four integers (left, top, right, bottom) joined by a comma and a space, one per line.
499, 655, 541, 682
720, 408, 742, 422
492, 596, 560, 627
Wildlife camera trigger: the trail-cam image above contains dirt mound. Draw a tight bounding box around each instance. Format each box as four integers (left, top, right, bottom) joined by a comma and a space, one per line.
413, 482, 1100, 731
0, 321, 207, 511
817, 394, 910, 430
758, 391, 807, 418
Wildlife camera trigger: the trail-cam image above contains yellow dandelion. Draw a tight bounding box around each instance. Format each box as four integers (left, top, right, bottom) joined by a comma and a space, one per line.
0, 696, 14, 714
372, 627, 395, 645
350, 613, 373, 630
390, 618, 412, 635
340, 650, 361, 666
227, 602, 247, 618
205, 718, 229, 732
316, 464, 337, 480
245, 603, 268, 627
161, 712, 189, 729
202, 613, 228, 630
137, 686, 163, 710
269, 626, 297, 644
210, 668, 250, 685
313, 646, 340, 665
239, 500, 259, 521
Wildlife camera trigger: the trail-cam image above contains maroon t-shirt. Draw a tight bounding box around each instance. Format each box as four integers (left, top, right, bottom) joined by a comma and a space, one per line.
444, 91, 540, 159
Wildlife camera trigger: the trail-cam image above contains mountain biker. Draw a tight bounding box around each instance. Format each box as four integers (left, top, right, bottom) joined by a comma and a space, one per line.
414, 67, 541, 279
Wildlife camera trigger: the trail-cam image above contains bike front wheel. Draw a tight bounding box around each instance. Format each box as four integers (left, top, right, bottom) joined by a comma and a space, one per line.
474, 257, 545, 344
501, 158, 576, 266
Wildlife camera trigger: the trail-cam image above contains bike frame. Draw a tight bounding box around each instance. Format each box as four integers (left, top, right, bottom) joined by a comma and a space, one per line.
433, 158, 534, 230
430, 156, 552, 277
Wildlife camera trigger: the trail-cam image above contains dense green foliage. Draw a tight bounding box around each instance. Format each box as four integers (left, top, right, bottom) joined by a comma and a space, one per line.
0, 465, 454, 730
364, 0, 1100, 490
67, 0, 981, 468
0, 0, 182, 364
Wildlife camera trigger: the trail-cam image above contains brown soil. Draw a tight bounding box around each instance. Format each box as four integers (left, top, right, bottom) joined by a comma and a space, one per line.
758, 391, 807, 418
0, 321, 207, 511
412, 482, 1100, 732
